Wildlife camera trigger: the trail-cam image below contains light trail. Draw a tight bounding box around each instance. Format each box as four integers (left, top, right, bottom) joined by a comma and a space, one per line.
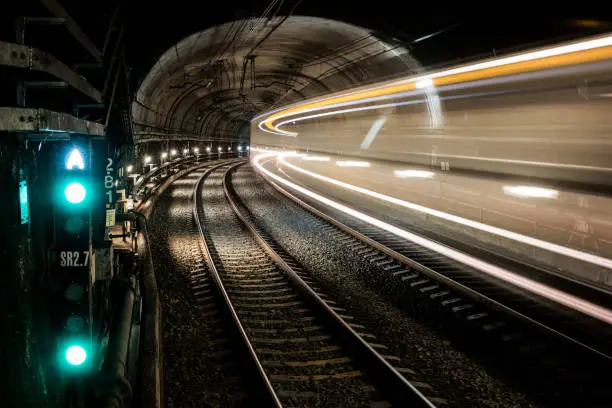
251, 150, 612, 325
257, 33, 612, 136
278, 154, 612, 271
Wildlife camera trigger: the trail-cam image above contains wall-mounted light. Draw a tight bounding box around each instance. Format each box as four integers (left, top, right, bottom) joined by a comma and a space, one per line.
394, 169, 435, 179
336, 160, 370, 167
503, 185, 559, 199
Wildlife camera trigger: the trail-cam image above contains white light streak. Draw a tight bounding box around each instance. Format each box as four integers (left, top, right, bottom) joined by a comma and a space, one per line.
394, 169, 435, 179
336, 160, 370, 168
361, 117, 388, 149
256, 34, 612, 137
279, 155, 612, 271
302, 156, 330, 161
252, 151, 612, 325
415, 78, 434, 88
503, 185, 559, 199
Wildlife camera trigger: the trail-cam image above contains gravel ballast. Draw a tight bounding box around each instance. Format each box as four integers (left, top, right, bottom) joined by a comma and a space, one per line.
232, 163, 538, 408
148, 169, 250, 407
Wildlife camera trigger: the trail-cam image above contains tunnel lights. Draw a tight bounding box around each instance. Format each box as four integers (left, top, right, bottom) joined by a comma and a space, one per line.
193, 147, 199, 153
227, 146, 231, 151
161, 152, 168, 159
64, 182, 87, 204
303, 156, 330, 161
503, 185, 559, 199
144, 156, 152, 164
171, 149, 177, 156
206, 146, 211, 152
336, 160, 370, 168
218, 146, 222, 151
65, 148, 85, 170
183, 148, 188, 154
394, 169, 435, 179
237, 146, 242, 151
65, 345, 87, 366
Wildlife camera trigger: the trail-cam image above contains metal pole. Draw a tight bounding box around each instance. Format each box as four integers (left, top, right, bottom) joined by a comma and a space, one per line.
98, 276, 136, 408
249, 56, 255, 90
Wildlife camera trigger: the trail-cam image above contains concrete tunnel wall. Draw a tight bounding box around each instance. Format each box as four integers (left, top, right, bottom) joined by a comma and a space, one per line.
132, 16, 423, 146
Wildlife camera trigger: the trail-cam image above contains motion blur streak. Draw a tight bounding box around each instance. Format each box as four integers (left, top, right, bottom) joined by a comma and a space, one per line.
259, 34, 612, 135
252, 151, 612, 325
360, 117, 388, 149
277, 155, 612, 271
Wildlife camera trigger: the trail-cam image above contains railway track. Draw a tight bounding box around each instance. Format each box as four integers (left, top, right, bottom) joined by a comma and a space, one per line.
248, 157, 612, 405
193, 160, 442, 407
254, 159, 612, 354
148, 161, 263, 407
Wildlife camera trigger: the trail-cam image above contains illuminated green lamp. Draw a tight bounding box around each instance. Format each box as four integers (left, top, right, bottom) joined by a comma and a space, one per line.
65, 345, 87, 366
64, 182, 87, 204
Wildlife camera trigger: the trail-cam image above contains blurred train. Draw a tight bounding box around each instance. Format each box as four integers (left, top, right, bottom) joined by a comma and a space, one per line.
251, 33, 612, 188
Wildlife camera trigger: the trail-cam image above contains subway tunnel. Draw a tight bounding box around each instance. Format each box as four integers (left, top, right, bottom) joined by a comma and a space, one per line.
2, 2, 612, 407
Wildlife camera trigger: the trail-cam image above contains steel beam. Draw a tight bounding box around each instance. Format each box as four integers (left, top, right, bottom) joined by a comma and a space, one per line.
0, 107, 105, 135
24, 17, 67, 25
0, 41, 102, 102
24, 80, 68, 88
39, 0, 102, 62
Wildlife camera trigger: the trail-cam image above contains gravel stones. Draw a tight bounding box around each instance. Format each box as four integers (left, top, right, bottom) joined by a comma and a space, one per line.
148, 169, 249, 407
231, 164, 538, 408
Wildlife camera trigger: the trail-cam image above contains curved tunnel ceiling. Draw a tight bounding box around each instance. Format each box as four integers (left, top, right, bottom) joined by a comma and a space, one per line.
132, 16, 423, 144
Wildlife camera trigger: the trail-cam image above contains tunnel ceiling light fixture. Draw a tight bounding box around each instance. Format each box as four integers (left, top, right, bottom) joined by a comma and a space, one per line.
394, 169, 435, 179
503, 185, 559, 199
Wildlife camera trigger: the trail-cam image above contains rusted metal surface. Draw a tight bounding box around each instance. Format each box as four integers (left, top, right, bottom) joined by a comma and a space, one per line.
0, 107, 105, 135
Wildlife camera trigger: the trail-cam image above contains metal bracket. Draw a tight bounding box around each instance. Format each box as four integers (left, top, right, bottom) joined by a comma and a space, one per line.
0, 41, 102, 102
0, 107, 105, 135
39, 0, 102, 62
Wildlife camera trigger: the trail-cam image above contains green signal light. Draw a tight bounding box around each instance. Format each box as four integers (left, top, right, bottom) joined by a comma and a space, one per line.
64, 182, 87, 204
65, 345, 87, 366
